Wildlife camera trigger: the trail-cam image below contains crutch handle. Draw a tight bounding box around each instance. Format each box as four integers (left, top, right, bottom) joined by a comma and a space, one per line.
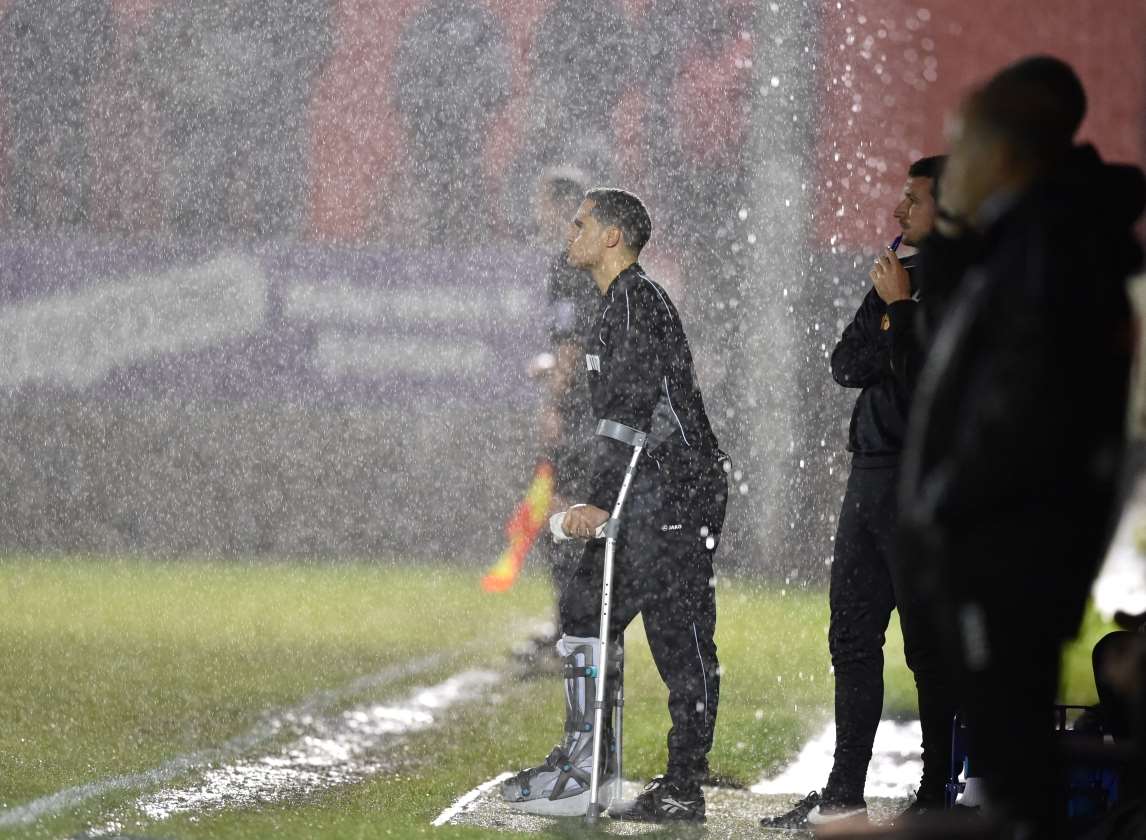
549, 510, 608, 542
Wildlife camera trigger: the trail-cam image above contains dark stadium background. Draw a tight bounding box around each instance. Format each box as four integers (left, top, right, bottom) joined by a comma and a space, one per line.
0, 0, 1141, 574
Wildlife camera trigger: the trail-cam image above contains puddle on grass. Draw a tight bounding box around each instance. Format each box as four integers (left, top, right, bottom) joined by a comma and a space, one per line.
1092, 483, 1146, 619
86, 671, 498, 835
752, 719, 923, 799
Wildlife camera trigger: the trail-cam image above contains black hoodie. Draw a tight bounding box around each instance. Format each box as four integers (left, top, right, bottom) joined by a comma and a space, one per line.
830, 255, 924, 464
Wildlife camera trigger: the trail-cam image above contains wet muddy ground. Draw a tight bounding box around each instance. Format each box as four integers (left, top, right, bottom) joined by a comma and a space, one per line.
443, 780, 910, 837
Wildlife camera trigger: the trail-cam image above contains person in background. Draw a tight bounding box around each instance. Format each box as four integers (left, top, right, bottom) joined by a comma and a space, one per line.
514, 166, 598, 675
140, 0, 332, 238
501, 0, 630, 239
393, 0, 511, 245
0, 0, 113, 230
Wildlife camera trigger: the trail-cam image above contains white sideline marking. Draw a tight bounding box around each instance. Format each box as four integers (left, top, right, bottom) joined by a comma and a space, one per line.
84, 670, 499, 834
432, 772, 514, 827
2, 615, 549, 831
0, 652, 448, 829
752, 719, 923, 799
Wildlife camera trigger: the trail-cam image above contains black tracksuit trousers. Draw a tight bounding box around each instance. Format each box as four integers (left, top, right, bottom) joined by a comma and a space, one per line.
825, 462, 956, 803
560, 464, 727, 785
545, 443, 590, 610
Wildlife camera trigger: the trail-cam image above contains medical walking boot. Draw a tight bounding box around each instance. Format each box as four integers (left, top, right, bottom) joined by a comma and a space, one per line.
501, 635, 619, 816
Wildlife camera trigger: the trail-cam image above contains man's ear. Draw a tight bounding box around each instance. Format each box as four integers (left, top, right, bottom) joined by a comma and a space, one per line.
604, 226, 623, 250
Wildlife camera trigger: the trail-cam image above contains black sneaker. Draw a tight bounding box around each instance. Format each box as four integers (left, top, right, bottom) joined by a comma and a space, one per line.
760, 791, 820, 829
608, 775, 705, 822
760, 790, 867, 830
890, 790, 945, 826
806, 796, 866, 827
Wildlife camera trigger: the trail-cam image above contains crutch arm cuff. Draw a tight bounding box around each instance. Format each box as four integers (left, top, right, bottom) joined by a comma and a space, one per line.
595, 419, 648, 448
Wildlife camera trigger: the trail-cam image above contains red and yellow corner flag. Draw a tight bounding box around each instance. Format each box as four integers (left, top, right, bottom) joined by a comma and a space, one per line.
481, 460, 555, 593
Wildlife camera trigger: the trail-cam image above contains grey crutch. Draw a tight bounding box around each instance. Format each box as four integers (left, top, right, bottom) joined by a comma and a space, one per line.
584, 419, 646, 823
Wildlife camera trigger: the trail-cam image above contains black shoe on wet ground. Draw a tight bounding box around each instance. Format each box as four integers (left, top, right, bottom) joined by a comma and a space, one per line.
890, 788, 947, 827
608, 775, 706, 822
760, 789, 867, 830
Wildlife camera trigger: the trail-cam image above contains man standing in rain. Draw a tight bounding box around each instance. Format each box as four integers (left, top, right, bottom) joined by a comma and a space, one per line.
900, 57, 1144, 836
140, 0, 332, 237
393, 0, 511, 245
0, 0, 113, 230
501, 188, 729, 822
762, 157, 954, 830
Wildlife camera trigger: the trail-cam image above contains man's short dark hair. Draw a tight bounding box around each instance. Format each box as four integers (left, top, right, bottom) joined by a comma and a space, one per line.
970, 55, 1086, 171
548, 177, 586, 206
584, 187, 652, 254
908, 155, 947, 203
908, 155, 946, 182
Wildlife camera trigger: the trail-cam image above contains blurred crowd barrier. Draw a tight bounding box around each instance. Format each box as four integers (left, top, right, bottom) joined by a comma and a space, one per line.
0, 240, 544, 557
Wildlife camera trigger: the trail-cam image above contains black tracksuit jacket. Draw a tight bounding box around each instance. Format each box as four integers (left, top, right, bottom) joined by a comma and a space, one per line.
583, 263, 721, 516
830, 257, 923, 463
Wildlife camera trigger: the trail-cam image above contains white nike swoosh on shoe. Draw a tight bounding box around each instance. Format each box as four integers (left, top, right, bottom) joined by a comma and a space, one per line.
806, 804, 866, 825
660, 797, 697, 813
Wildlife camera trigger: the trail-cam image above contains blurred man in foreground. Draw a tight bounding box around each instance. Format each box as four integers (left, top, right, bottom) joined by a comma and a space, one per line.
501, 188, 729, 822
761, 156, 955, 831
900, 56, 1145, 836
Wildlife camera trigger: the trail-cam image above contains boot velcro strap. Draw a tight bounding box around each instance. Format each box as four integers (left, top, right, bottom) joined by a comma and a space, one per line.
510, 747, 560, 789
548, 747, 596, 800
563, 664, 598, 679
564, 719, 594, 732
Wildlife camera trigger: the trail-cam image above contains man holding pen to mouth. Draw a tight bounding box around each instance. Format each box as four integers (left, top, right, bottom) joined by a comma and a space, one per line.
761, 156, 954, 830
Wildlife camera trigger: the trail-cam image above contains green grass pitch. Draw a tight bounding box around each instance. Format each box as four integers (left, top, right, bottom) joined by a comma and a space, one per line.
0, 556, 1109, 838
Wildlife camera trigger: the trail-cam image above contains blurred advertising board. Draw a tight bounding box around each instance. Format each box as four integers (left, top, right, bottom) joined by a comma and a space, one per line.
0, 240, 548, 407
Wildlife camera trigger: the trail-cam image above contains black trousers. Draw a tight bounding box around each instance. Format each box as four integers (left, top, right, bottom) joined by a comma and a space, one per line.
932, 520, 1108, 836
560, 459, 728, 784
826, 463, 956, 803
545, 442, 591, 611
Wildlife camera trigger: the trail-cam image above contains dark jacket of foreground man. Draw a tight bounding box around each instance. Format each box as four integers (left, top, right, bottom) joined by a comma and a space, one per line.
898, 142, 1145, 833
902, 145, 1145, 617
